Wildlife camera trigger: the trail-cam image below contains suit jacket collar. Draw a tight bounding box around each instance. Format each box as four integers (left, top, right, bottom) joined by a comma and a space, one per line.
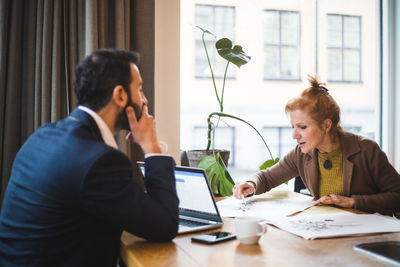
69, 108, 103, 142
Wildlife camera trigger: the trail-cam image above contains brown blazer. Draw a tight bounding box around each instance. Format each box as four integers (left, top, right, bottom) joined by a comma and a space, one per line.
249, 132, 400, 215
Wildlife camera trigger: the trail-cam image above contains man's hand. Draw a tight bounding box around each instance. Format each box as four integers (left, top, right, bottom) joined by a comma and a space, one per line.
313, 194, 355, 209
232, 181, 255, 199
125, 105, 162, 154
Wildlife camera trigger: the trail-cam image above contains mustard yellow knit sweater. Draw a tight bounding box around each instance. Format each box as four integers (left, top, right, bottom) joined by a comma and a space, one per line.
318, 149, 343, 197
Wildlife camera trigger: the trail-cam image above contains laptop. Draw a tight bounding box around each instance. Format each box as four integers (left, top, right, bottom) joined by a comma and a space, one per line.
138, 162, 223, 234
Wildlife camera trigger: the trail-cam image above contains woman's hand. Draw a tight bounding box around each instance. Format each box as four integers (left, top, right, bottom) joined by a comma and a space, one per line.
232, 181, 255, 199
314, 194, 355, 209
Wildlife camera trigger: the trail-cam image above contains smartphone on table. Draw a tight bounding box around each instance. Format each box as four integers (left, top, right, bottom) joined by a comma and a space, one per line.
191, 231, 236, 244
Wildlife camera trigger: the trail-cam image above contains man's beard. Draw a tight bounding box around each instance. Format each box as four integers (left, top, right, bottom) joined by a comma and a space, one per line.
116, 97, 143, 131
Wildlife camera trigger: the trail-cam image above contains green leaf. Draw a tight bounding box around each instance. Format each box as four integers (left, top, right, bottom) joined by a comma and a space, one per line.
259, 157, 280, 170
216, 38, 251, 68
198, 153, 235, 196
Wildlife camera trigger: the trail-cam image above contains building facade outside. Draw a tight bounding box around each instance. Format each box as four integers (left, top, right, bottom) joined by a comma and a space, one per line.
180, 0, 379, 184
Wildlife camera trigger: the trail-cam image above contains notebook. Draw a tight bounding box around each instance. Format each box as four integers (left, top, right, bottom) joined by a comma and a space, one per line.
138, 162, 223, 234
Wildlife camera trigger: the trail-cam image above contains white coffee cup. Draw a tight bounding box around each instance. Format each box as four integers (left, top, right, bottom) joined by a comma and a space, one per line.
235, 217, 267, 245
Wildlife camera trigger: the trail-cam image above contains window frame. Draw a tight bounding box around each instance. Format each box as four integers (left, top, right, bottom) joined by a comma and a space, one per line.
263, 9, 301, 81
326, 14, 362, 83
194, 4, 236, 79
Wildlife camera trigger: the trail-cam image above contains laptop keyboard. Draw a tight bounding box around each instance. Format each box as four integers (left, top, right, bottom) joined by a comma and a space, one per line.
179, 219, 208, 228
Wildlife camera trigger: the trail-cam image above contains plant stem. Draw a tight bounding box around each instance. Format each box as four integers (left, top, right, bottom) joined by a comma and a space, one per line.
206, 116, 213, 151
206, 112, 223, 152
220, 61, 230, 112
207, 112, 275, 161
201, 31, 221, 108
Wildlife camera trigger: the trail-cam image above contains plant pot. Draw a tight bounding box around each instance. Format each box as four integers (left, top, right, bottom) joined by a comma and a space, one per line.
186, 149, 230, 168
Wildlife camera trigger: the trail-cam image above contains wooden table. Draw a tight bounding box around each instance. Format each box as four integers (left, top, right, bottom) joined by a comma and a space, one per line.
120, 191, 400, 267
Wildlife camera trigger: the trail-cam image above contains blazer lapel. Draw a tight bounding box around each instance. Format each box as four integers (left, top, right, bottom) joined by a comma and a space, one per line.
304, 150, 320, 198
340, 133, 360, 196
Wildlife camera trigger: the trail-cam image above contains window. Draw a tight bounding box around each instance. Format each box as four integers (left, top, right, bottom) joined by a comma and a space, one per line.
264, 10, 300, 80
193, 126, 236, 166
195, 5, 235, 78
262, 126, 297, 160
181, 0, 380, 185
327, 14, 361, 82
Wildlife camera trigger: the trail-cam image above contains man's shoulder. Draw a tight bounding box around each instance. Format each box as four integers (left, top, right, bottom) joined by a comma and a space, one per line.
18, 115, 119, 174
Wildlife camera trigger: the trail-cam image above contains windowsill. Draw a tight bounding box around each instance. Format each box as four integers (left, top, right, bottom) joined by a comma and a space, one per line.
263, 78, 302, 82
195, 76, 236, 80
327, 80, 363, 84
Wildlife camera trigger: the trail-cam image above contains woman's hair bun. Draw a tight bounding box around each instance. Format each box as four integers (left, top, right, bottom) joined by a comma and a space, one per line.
308, 75, 329, 94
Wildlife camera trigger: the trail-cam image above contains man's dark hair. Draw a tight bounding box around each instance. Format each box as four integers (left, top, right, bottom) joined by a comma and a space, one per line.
74, 49, 140, 111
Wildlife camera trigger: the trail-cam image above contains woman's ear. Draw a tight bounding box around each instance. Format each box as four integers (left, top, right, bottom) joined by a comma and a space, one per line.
112, 85, 127, 108
323, 119, 332, 133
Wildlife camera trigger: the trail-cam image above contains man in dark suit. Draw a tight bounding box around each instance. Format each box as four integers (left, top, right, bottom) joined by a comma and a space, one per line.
0, 49, 179, 266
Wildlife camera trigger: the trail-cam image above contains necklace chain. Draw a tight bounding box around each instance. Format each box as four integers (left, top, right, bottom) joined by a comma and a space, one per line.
318, 152, 330, 160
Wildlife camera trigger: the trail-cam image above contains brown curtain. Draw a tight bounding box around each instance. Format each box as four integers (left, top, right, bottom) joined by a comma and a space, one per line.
0, 0, 155, 204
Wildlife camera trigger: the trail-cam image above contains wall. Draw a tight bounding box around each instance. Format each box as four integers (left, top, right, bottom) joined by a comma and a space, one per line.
154, 0, 181, 163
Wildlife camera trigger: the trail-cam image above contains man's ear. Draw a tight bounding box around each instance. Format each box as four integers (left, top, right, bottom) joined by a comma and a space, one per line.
112, 85, 127, 108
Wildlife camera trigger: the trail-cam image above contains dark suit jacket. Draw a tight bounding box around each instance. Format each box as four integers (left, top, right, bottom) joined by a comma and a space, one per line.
0, 108, 179, 266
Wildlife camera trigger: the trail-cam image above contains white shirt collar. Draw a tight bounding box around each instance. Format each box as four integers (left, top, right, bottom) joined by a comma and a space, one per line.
78, 105, 118, 149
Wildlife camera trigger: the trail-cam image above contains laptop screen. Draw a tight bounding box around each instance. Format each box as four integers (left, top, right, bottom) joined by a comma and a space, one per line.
138, 163, 220, 218
174, 167, 218, 215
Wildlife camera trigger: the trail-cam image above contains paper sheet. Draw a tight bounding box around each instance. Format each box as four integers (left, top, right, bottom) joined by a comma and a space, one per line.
217, 195, 315, 221
269, 211, 400, 239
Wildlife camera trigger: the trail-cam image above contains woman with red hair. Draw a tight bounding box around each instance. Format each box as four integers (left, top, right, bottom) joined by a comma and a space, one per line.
233, 76, 400, 216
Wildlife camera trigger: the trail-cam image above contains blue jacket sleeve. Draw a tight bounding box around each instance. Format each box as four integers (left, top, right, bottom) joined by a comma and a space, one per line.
80, 150, 179, 241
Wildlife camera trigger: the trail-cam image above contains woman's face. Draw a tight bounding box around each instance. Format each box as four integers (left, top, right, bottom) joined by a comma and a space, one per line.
289, 109, 331, 154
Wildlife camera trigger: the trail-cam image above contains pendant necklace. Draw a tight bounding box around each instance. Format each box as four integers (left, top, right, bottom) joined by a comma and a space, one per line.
318, 152, 332, 170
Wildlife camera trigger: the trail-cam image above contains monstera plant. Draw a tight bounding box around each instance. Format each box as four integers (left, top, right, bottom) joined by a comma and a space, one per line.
193, 26, 279, 196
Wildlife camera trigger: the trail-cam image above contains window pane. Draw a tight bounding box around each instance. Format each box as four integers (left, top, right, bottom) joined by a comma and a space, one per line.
281, 12, 299, 45
327, 15, 342, 47
215, 7, 235, 39
195, 5, 213, 33
264, 10, 299, 80
344, 16, 360, 48
262, 128, 280, 159
327, 14, 361, 82
343, 49, 360, 81
215, 53, 235, 78
281, 128, 297, 157
194, 5, 235, 78
264, 46, 279, 78
195, 41, 210, 76
281, 46, 299, 78
327, 49, 342, 80
264, 11, 280, 44
262, 127, 297, 159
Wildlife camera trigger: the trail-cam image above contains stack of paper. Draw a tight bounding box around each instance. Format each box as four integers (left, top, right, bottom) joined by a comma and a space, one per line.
217, 196, 315, 220
269, 211, 400, 239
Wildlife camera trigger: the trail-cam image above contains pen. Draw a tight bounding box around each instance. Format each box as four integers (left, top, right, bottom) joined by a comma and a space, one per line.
241, 194, 247, 207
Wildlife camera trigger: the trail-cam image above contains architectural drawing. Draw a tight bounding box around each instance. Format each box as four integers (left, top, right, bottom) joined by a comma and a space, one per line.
270, 212, 400, 239
288, 218, 361, 232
